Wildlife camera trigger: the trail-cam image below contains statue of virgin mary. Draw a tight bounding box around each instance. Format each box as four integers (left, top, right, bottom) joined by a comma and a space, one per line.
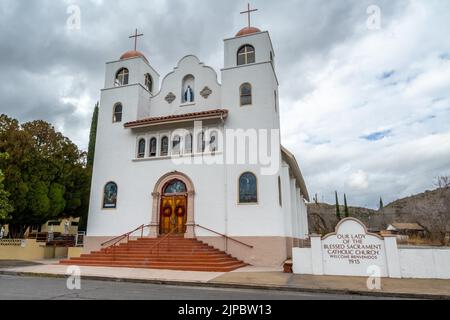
184, 85, 194, 103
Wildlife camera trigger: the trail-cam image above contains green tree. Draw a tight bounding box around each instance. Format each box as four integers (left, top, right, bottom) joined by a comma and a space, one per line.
0, 114, 90, 238
379, 197, 384, 210
344, 194, 350, 218
0, 152, 13, 221
335, 191, 341, 221
87, 102, 99, 168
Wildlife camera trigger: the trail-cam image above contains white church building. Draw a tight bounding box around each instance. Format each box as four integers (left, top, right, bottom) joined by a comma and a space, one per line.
86, 21, 310, 267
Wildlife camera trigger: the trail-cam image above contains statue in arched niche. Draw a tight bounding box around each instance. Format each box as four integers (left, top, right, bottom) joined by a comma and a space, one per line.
184, 85, 194, 103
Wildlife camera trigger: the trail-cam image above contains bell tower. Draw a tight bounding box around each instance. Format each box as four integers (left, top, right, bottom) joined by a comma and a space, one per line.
221, 4, 279, 132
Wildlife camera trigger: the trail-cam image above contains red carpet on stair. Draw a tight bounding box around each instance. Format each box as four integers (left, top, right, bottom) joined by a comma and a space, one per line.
60, 236, 248, 272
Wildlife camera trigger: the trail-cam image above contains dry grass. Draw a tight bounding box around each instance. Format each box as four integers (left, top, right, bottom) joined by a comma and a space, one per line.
400, 236, 450, 247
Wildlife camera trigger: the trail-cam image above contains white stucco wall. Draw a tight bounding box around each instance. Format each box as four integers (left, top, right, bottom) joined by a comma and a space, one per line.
87, 30, 309, 246
293, 219, 450, 279
399, 247, 450, 279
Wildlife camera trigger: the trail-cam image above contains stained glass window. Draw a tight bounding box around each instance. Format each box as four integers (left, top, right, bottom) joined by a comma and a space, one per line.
172, 135, 181, 155
150, 138, 157, 157
239, 172, 258, 204
185, 133, 193, 154
103, 182, 118, 209
209, 131, 218, 153
164, 180, 187, 194
240, 83, 252, 106
137, 139, 146, 158
198, 132, 206, 153
161, 136, 169, 156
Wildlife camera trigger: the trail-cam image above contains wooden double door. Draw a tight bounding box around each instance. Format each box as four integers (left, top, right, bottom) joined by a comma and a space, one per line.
160, 194, 188, 235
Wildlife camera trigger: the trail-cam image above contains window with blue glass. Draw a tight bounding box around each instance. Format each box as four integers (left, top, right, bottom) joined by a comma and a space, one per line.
164, 180, 187, 194
103, 182, 118, 209
239, 172, 258, 204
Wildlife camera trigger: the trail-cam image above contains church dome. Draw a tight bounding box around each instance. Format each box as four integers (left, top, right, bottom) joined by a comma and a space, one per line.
120, 50, 148, 62
236, 26, 261, 37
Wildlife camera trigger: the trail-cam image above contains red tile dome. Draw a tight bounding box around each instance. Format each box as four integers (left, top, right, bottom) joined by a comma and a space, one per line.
120, 50, 148, 63
236, 26, 261, 37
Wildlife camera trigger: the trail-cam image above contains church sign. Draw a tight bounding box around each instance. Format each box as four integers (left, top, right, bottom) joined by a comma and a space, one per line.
292, 218, 401, 278
321, 218, 388, 277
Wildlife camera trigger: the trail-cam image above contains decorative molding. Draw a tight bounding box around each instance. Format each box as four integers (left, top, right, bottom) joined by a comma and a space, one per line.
165, 92, 176, 104
200, 87, 212, 99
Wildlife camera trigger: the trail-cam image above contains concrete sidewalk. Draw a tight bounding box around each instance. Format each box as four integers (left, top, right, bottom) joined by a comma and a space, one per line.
0, 262, 449, 299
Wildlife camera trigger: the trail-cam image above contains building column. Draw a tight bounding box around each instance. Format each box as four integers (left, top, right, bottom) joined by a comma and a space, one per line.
185, 191, 196, 239
384, 235, 402, 278
311, 235, 324, 275
149, 192, 160, 238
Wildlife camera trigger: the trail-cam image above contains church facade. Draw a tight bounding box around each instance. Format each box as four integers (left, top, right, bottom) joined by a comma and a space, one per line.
86, 25, 310, 267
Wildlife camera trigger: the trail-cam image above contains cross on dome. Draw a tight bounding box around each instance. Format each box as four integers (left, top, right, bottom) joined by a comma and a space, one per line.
240, 3, 258, 29
236, 3, 261, 37
129, 28, 144, 51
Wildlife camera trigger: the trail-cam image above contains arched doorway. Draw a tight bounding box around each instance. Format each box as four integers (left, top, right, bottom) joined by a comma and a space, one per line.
160, 179, 188, 235
150, 171, 196, 238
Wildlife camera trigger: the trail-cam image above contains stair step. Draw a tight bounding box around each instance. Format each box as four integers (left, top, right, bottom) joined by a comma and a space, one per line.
61, 236, 248, 272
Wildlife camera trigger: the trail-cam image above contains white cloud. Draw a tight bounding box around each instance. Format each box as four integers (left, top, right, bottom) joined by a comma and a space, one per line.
282, 1, 450, 207
347, 170, 370, 190
0, 0, 449, 208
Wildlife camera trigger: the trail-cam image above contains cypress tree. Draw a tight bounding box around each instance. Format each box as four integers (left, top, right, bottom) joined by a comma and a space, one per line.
379, 197, 384, 210
344, 194, 350, 218
335, 191, 341, 221
87, 102, 99, 167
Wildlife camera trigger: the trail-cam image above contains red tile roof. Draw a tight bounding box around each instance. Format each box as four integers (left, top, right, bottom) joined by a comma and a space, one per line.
124, 109, 229, 128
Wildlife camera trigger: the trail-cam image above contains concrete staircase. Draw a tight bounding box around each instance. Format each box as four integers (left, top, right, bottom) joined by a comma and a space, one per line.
60, 236, 248, 272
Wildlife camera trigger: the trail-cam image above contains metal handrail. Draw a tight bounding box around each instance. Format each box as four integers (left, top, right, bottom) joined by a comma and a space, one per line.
147, 226, 182, 256
195, 224, 254, 249
101, 224, 149, 251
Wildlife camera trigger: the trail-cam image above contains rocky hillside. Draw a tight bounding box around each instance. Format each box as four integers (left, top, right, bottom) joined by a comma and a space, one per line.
308, 188, 450, 237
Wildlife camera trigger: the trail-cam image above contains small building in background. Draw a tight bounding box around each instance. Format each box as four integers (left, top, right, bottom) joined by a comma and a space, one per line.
387, 223, 426, 241
40, 218, 80, 236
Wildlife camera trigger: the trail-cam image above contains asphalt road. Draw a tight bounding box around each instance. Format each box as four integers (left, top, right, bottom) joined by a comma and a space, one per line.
0, 274, 403, 300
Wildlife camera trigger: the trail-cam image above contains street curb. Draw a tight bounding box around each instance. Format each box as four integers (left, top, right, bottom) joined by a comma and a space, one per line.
0, 270, 448, 300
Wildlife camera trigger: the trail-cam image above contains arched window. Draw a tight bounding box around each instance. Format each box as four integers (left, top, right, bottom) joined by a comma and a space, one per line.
164, 179, 187, 194
103, 182, 118, 209
208, 130, 218, 153
137, 139, 146, 158
172, 135, 181, 155
239, 172, 258, 204
182, 75, 195, 103
237, 45, 255, 66
145, 73, 153, 92
161, 136, 169, 157
197, 132, 206, 153
115, 68, 129, 86
113, 103, 123, 123
185, 133, 193, 154
149, 138, 157, 157
240, 83, 252, 106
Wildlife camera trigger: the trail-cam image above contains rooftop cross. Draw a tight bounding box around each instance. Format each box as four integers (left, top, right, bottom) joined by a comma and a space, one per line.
240, 3, 258, 29
129, 28, 144, 51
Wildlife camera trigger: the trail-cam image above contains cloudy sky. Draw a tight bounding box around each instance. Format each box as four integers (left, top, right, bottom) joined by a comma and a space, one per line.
0, 0, 449, 208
